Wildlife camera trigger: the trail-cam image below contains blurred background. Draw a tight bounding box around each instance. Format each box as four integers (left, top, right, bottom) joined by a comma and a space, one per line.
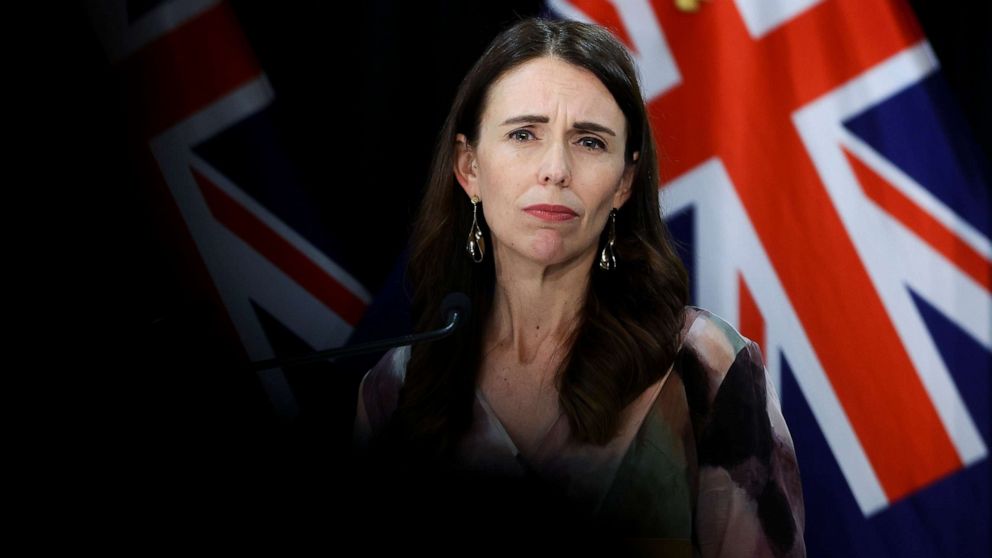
50, 0, 988, 553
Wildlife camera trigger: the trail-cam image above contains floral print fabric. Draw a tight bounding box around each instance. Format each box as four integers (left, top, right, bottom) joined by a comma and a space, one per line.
353, 305, 805, 556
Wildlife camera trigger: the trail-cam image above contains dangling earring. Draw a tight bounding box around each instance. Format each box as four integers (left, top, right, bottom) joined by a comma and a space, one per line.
466, 195, 486, 263
599, 208, 617, 270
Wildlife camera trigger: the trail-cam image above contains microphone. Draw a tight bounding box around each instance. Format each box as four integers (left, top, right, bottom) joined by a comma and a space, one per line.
244, 292, 471, 372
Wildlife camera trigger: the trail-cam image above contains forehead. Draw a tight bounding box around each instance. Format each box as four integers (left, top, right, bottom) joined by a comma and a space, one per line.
481, 57, 625, 129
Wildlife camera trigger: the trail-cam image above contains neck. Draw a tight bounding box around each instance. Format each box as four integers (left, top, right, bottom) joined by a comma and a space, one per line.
485, 243, 594, 365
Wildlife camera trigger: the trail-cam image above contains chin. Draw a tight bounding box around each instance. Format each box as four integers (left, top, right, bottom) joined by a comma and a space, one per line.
527, 249, 589, 269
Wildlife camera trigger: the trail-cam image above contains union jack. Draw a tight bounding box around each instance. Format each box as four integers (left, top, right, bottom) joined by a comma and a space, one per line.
545, 0, 989, 555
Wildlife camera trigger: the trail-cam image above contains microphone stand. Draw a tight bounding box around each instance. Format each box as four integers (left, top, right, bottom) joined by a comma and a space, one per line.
243, 292, 471, 372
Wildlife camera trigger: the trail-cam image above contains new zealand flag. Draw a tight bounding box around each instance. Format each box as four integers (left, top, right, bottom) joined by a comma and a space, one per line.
544, 0, 989, 555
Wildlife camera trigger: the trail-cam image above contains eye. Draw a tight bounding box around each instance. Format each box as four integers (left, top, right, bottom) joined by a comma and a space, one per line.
579, 137, 607, 151
508, 129, 535, 142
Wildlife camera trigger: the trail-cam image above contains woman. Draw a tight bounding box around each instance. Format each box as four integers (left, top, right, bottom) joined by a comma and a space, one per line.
352, 16, 805, 556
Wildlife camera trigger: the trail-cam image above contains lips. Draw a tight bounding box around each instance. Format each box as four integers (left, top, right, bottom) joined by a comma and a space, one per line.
523, 204, 578, 222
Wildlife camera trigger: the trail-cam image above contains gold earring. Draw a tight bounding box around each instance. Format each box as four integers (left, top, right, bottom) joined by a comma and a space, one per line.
599, 208, 617, 270
467, 195, 485, 263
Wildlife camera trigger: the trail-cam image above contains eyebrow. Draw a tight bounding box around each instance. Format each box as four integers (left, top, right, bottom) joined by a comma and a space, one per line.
499, 114, 616, 137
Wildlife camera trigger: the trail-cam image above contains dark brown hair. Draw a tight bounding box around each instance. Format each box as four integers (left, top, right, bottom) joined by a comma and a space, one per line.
374, 16, 688, 470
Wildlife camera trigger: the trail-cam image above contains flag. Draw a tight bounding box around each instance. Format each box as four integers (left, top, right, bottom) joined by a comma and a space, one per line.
544, 0, 990, 555
85, 0, 409, 424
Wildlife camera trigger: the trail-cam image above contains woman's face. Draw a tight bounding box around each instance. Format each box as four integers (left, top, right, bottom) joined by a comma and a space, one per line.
455, 56, 639, 269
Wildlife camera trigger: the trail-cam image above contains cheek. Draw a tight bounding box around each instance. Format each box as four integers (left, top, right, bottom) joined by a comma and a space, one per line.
478, 174, 520, 231
586, 187, 618, 220
481, 204, 519, 248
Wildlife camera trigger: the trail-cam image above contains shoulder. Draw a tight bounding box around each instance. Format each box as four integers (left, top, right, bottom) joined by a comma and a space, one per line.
680, 306, 759, 372
676, 306, 779, 463
676, 306, 807, 556
360, 345, 412, 421
353, 345, 412, 448
678, 306, 765, 402
361, 344, 412, 390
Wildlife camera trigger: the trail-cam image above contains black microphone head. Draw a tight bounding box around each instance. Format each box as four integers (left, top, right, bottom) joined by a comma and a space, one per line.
441, 291, 471, 326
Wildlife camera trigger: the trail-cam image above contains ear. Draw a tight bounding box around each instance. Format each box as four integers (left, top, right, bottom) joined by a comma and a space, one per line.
453, 133, 480, 199
613, 150, 639, 209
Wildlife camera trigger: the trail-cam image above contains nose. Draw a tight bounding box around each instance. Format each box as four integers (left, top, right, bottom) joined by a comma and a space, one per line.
540, 141, 571, 187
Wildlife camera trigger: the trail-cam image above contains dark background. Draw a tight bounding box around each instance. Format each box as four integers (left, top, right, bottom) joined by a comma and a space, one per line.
41, 0, 989, 533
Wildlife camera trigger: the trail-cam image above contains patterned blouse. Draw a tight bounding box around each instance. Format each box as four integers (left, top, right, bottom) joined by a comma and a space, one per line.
353, 305, 806, 557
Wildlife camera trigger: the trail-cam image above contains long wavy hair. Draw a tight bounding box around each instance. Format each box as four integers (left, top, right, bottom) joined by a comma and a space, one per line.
373, 16, 689, 471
